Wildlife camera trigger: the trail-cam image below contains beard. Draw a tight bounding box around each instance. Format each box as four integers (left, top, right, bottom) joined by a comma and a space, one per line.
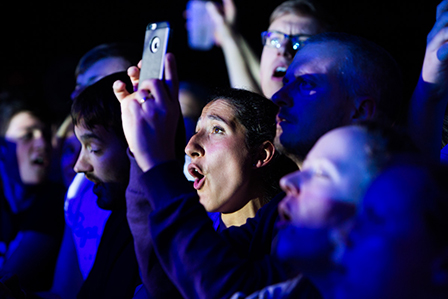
92, 181, 127, 210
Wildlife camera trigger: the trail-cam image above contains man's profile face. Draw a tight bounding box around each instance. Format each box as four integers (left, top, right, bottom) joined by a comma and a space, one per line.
273, 126, 373, 274
272, 41, 354, 165
73, 123, 129, 209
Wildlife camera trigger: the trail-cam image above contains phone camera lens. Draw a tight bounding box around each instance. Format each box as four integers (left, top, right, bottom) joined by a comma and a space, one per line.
150, 37, 160, 53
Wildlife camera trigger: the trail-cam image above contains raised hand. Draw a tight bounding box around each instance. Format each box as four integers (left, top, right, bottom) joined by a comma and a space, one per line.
423, 0, 448, 89
408, 0, 448, 162
206, 0, 237, 46
113, 53, 180, 172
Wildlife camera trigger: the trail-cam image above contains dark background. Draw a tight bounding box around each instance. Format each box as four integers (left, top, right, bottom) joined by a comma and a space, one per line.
0, 0, 441, 125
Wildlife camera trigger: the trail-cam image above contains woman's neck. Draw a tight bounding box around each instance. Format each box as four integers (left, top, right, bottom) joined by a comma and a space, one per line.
220, 196, 265, 228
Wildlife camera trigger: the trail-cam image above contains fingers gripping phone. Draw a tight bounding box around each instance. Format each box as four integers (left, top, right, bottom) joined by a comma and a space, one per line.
139, 21, 170, 88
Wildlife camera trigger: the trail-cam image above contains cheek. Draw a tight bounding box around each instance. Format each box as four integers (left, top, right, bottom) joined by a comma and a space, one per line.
260, 48, 275, 77
297, 188, 348, 227
203, 145, 251, 209
89, 154, 114, 181
15, 142, 30, 168
212, 150, 248, 189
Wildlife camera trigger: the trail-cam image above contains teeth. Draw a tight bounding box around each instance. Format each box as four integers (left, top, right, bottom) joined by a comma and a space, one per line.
276, 66, 287, 72
189, 166, 204, 179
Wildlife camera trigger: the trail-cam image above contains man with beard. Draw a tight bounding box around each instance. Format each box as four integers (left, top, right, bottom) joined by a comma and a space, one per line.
69, 72, 140, 299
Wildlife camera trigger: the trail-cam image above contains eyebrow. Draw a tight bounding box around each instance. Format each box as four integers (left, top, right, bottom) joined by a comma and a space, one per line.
197, 114, 233, 126
79, 132, 103, 143
207, 114, 228, 123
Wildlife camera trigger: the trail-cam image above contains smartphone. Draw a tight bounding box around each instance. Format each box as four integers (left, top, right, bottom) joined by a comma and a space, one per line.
139, 21, 170, 88
186, 0, 214, 51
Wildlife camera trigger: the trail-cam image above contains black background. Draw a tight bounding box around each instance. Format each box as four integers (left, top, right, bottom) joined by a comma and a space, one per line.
0, 0, 441, 124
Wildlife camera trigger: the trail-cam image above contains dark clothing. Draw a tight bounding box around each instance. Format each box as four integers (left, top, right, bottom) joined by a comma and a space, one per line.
126, 153, 183, 299
140, 160, 289, 299
232, 275, 323, 299
0, 181, 65, 291
77, 209, 141, 299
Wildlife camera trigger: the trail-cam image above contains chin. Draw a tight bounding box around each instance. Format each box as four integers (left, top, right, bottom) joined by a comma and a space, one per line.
272, 231, 303, 277
21, 171, 47, 185
93, 181, 127, 210
273, 227, 299, 261
199, 197, 217, 213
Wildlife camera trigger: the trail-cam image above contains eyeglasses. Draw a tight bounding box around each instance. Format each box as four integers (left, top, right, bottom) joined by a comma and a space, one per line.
261, 31, 311, 51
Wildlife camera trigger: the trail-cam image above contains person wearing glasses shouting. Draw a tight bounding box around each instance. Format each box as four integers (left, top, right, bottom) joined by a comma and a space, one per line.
207, 0, 330, 98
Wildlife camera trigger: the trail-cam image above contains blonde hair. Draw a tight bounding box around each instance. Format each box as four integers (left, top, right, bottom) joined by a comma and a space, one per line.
269, 0, 330, 32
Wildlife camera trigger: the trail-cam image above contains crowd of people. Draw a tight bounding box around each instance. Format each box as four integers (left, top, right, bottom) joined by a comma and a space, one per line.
1, 0, 448, 298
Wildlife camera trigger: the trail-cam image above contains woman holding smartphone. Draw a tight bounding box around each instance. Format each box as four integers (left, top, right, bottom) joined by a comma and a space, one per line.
115, 53, 288, 297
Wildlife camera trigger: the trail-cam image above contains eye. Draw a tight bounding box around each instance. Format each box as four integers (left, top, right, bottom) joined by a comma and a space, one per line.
313, 168, 329, 179
87, 145, 101, 154
295, 77, 317, 95
19, 131, 34, 141
269, 37, 281, 47
266, 32, 284, 48
212, 126, 224, 134
299, 79, 316, 90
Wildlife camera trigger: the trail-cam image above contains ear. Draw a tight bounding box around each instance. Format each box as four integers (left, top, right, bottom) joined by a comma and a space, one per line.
253, 141, 275, 169
351, 97, 376, 122
431, 248, 448, 289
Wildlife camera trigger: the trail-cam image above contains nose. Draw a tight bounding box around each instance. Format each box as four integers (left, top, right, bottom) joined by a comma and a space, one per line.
185, 133, 205, 159
73, 149, 93, 173
32, 130, 47, 150
280, 170, 301, 196
278, 170, 303, 221
271, 83, 292, 108
277, 39, 295, 59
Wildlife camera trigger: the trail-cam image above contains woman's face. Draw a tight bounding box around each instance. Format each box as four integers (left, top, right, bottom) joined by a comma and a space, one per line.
5, 111, 51, 184
260, 13, 322, 99
185, 100, 255, 213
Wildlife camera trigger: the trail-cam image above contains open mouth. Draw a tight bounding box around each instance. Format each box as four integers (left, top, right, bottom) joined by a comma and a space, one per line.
188, 164, 205, 190
31, 156, 47, 166
273, 66, 287, 78
276, 114, 287, 125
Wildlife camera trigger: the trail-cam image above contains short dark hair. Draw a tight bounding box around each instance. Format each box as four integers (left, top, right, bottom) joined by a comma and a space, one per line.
71, 72, 132, 145
353, 120, 419, 175
75, 43, 141, 78
209, 88, 278, 152
208, 88, 286, 200
306, 32, 404, 126
71, 72, 186, 165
